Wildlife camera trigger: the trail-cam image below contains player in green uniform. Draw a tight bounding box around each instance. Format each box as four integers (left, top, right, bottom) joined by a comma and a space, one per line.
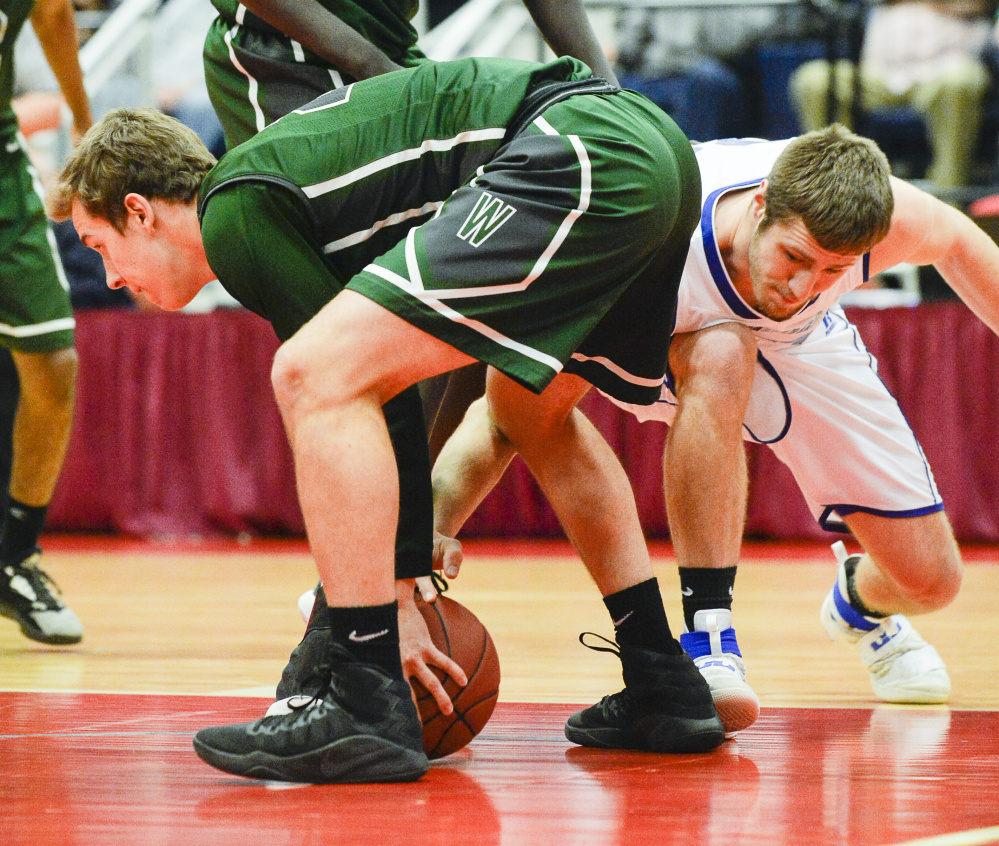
201, 0, 623, 708
53, 56, 721, 783
0, 0, 90, 645
203, 0, 618, 149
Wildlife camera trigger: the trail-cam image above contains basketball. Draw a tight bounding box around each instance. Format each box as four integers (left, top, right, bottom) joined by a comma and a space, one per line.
412, 595, 501, 759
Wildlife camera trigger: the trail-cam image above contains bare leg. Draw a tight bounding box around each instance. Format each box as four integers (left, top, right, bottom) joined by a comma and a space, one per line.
270, 291, 474, 607
842, 510, 962, 617
824, 510, 957, 705
0, 347, 81, 646
485, 370, 653, 596
9, 348, 77, 506
432, 394, 516, 538
664, 325, 756, 570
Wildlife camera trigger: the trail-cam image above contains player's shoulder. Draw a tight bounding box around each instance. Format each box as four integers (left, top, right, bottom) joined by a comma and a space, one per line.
693, 137, 790, 173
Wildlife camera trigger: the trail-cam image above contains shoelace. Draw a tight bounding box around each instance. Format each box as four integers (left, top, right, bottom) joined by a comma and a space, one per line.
266, 661, 335, 721
6, 554, 64, 609
578, 631, 621, 658
409, 572, 449, 604
575, 633, 639, 719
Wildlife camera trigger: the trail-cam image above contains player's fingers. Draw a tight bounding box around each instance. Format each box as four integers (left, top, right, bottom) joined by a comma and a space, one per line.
415, 576, 437, 603
408, 660, 454, 715
429, 648, 468, 689
434, 533, 463, 579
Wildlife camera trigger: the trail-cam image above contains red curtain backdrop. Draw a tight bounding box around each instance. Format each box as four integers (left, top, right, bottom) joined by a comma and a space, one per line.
50, 302, 999, 542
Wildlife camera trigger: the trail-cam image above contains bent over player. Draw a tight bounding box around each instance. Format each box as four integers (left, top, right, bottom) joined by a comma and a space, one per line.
202, 0, 623, 695
52, 56, 722, 783
434, 125, 997, 734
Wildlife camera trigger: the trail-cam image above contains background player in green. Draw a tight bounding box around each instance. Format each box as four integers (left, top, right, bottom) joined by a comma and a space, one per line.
202, 0, 622, 705
203, 0, 618, 150
0, 0, 90, 644
53, 55, 720, 783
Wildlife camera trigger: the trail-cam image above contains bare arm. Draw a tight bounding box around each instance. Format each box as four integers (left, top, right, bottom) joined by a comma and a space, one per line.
869, 177, 999, 334
30, 0, 91, 139
240, 0, 402, 80
521, 0, 618, 85
431, 396, 516, 540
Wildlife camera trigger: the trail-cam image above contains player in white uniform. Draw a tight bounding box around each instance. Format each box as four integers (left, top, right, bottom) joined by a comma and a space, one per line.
431, 125, 999, 735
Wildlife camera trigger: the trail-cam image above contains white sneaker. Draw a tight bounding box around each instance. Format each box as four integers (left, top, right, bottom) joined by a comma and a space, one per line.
680, 609, 760, 733
821, 542, 950, 704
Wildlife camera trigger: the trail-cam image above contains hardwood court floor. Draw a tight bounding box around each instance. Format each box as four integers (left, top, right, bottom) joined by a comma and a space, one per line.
2, 537, 998, 845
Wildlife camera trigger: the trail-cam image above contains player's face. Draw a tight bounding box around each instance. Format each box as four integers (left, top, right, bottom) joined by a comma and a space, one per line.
71, 200, 203, 311
746, 215, 860, 321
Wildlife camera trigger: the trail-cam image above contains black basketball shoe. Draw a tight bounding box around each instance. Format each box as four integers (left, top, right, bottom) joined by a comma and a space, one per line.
565, 633, 725, 753
272, 583, 331, 708
194, 641, 429, 783
0, 548, 83, 645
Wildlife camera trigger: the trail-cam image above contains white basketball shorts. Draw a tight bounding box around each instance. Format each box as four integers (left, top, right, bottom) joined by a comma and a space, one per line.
613, 306, 944, 531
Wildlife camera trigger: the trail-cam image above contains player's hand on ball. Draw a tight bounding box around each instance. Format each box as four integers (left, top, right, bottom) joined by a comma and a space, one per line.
433, 530, 463, 579
397, 579, 468, 715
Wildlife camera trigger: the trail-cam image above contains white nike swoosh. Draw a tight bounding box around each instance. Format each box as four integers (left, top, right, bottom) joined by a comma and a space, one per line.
348, 628, 389, 643
681, 587, 694, 596
613, 610, 634, 627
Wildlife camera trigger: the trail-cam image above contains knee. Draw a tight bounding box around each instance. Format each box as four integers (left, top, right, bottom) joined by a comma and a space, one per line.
271, 335, 340, 422
920, 557, 963, 611
670, 327, 756, 421
47, 348, 78, 400
903, 553, 963, 613
17, 347, 78, 409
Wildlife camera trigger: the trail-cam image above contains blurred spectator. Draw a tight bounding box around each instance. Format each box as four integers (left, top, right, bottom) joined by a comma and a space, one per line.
612, 6, 808, 141
790, 0, 997, 189
15, 0, 225, 157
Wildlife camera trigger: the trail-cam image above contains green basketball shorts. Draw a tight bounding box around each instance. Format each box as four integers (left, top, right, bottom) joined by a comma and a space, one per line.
0, 134, 74, 353
347, 89, 700, 407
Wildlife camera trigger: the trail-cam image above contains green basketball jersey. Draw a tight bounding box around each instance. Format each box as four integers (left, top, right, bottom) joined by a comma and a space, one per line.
210, 0, 422, 67
0, 0, 34, 137
199, 56, 591, 333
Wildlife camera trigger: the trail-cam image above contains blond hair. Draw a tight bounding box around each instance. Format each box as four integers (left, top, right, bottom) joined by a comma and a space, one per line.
49, 108, 217, 230
762, 124, 894, 255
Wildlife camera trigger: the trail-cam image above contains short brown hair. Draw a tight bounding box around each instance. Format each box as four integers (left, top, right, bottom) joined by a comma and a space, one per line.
762, 124, 894, 255
49, 108, 217, 231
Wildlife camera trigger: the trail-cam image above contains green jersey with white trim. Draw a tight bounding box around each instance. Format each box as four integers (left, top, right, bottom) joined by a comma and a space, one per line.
199, 56, 591, 337
210, 0, 421, 67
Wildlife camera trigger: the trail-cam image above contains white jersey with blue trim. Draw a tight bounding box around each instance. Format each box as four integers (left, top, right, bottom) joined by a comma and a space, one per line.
677, 138, 869, 351
604, 138, 944, 527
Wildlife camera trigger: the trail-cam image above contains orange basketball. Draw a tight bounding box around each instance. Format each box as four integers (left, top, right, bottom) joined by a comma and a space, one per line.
412, 595, 501, 759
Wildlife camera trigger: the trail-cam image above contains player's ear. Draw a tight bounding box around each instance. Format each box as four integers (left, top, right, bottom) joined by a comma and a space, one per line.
123, 193, 155, 229
751, 180, 768, 221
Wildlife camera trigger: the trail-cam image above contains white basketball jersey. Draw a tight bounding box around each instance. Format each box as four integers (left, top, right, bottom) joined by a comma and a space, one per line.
676, 138, 868, 352
606, 139, 943, 525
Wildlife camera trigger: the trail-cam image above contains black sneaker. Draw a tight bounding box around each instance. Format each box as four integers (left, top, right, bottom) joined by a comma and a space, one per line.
272, 583, 331, 708
565, 633, 725, 753
193, 642, 429, 783
0, 548, 83, 645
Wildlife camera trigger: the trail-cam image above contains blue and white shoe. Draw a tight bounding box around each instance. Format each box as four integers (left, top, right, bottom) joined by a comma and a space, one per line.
821, 542, 950, 704
680, 609, 760, 733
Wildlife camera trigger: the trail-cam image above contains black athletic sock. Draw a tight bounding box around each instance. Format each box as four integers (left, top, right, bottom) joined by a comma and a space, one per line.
327, 601, 404, 678
0, 498, 48, 564
678, 566, 737, 631
603, 578, 682, 655
843, 555, 884, 619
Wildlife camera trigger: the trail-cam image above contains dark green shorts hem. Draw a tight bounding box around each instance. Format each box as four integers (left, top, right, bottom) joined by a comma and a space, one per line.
0, 327, 75, 354
348, 273, 558, 395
